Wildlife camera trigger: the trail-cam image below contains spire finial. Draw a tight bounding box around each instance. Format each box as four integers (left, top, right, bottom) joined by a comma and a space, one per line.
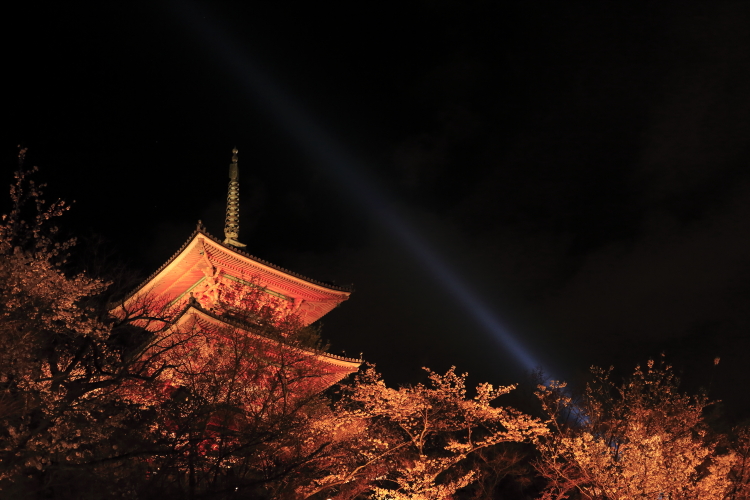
223, 147, 246, 248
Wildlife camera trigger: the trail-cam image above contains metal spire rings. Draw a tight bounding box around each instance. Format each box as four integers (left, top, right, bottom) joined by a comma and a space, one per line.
223, 147, 246, 248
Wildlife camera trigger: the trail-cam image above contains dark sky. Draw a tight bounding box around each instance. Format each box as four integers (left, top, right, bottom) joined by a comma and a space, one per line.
8, 2, 750, 420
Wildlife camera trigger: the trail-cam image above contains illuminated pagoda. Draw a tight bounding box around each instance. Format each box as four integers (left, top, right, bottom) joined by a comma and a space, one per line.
118, 148, 360, 391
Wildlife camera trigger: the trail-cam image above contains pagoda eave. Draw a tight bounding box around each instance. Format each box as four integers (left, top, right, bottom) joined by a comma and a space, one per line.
119, 229, 352, 326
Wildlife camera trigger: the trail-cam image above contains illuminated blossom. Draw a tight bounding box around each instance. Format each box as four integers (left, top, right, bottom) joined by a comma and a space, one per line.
534, 357, 736, 500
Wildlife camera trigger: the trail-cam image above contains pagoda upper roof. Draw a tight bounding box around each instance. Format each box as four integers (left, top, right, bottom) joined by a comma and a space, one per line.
120, 227, 353, 325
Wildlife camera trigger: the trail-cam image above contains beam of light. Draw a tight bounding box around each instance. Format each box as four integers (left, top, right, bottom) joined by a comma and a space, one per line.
173, 1, 546, 375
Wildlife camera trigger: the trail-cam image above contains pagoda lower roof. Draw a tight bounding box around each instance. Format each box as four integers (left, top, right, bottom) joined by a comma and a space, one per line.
171, 302, 361, 389
120, 228, 352, 325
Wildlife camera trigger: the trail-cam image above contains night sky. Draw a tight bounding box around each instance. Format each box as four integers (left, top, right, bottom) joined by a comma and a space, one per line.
8, 2, 750, 420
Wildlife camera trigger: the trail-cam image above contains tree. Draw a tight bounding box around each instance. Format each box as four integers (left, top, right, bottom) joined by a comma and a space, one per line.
534, 357, 736, 500
0, 153, 119, 494
0, 153, 195, 498
728, 424, 750, 500
292, 365, 547, 500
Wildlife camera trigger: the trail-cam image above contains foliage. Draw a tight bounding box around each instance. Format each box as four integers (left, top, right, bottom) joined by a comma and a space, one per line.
534, 357, 736, 500
0, 153, 118, 489
728, 424, 750, 500
0, 151, 195, 498
293, 365, 547, 500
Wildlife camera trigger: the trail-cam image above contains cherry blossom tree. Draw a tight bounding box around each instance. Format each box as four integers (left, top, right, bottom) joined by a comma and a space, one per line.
728, 424, 750, 500
0, 153, 189, 498
534, 357, 736, 500
291, 365, 547, 500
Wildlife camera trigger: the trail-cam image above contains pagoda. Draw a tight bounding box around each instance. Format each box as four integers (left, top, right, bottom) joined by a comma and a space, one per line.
116, 149, 360, 391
